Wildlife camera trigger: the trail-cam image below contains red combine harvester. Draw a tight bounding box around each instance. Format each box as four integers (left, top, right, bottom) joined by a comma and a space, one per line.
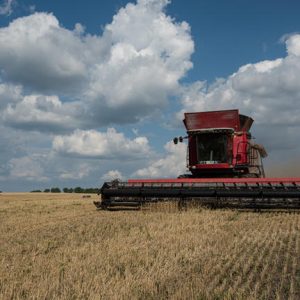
96, 109, 300, 210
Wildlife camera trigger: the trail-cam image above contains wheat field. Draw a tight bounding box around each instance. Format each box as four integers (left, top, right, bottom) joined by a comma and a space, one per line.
0, 193, 300, 299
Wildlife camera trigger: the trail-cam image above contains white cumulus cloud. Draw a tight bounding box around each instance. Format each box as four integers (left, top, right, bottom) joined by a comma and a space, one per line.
102, 170, 125, 181
180, 35, 300, 125
86, 0, 194, 124
0, 0, 194, 129
8, 155, 48, 181
286, 34, 300, 56
0, 82, 22, 109
133, 141, 186, 178
59, 163, 92, 180
0, 13, 94, 92
2, 94, 84, 132
53, 128, 151, 159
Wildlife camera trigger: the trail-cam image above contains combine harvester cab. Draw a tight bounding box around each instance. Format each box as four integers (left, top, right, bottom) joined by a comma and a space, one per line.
96, 109, 300, 210
179, 109, 266, 178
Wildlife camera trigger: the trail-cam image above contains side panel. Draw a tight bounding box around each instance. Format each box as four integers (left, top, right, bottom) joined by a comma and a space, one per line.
232, 133, 249, 166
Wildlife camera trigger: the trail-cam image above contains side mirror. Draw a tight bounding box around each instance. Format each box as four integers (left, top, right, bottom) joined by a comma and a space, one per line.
173, 137, 178, 144
179, 136, 183, 143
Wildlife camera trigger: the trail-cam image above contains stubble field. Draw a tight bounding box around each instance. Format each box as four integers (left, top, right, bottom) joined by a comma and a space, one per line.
0, 192, 300, 299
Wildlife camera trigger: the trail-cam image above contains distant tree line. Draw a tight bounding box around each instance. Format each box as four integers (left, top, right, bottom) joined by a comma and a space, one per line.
30, 187, 99, 193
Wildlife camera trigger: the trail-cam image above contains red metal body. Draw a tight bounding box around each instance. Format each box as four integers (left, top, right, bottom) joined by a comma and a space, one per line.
182, 109, 260, 177
128, 178, 300, 184
98, 109, 300, 210
184, 109, 242, 131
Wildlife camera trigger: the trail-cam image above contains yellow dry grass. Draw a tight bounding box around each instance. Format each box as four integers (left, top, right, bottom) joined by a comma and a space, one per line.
0, 193, 300, 299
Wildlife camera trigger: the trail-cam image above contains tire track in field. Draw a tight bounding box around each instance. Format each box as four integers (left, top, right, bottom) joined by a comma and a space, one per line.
254, 216, 294, 298
200, 224, 253, 289
243, 222, 281, 297
276, 216, 297, 299
271, 217, 296, 299
226, 217, 277, 296
216, 217, 275, 296
206, 217, 272, 294
288, 216, 300, 299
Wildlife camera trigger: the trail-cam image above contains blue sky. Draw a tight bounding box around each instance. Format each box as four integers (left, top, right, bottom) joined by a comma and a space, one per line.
0, 0, 300, 191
